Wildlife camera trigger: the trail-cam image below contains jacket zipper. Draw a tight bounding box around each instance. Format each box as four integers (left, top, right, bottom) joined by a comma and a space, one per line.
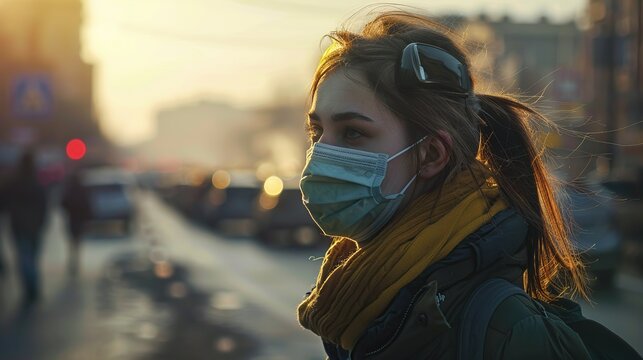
352, 285, 431, 358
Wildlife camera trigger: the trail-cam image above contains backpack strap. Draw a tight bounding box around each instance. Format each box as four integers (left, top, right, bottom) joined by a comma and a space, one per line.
457, 278, 528, 360
538, 299, 642, 360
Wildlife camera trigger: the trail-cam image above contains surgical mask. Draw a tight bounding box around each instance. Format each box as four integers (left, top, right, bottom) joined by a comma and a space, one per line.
299, 136, 427, 243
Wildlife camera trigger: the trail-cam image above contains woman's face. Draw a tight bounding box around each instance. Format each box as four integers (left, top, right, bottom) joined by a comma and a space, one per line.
306, 69, 416, 196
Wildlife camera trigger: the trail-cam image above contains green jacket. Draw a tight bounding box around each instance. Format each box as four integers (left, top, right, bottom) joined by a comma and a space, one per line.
322, 209, 593, 359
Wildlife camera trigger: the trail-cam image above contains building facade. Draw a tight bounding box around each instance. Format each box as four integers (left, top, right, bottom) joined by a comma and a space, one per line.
0, 0, 101, 149
586, 0, 642, 185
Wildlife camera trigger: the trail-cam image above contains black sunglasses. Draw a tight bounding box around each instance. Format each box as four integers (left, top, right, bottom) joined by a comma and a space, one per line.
398, 42, 472, 95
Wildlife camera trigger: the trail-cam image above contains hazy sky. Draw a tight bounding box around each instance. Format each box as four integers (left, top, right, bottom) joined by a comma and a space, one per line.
82, 0, 587, 145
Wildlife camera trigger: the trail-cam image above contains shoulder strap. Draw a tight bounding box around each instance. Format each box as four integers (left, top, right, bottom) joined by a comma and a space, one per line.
457, 278, 528, 360
539, 299, 642, 360
459, 281, 643, 360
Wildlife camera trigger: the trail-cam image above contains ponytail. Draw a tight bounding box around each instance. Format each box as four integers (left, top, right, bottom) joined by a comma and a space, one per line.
475, 94, 588, 301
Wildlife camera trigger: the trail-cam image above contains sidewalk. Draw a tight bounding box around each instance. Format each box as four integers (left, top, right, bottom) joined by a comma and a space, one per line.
0, 208, 259, 360
0, 208, 131, 359
0, 211, 70, 325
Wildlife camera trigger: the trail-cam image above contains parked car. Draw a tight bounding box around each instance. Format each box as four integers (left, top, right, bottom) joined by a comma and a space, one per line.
153, 168, 211, 220
201, 170, 261, 235
600, 176, 643, 272
82, 167, 138, 235
254, 177, 327, 247
563, 182, 622, 287
174, 181, 212, 219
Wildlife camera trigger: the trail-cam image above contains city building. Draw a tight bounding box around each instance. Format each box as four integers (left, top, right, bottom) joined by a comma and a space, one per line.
585, 0, 642, 186
0, 0, 102, 151
136, 99, 255, 168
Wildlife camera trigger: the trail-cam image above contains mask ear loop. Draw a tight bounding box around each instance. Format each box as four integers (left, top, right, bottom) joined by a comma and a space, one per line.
399, 173, 418, 194
384, 135, 428, 197
387, 135, 428, 162
384, 170, 419, 198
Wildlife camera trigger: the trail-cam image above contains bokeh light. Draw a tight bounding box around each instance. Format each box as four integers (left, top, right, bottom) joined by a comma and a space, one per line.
263, 176, 283, 197
258, 192, 279, 211
65, 138, 86, 160
212, 170, 231, 189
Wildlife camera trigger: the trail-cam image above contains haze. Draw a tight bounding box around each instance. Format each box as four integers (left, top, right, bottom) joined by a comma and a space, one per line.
82, 0, 586, 145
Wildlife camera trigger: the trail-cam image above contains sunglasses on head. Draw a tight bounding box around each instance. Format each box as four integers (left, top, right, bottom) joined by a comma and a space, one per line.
398, 42, 472, 95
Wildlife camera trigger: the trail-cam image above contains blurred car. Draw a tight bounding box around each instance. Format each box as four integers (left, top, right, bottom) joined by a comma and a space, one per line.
564, 182, 622, 287
600, 176, 643, 272
201, 170, 261, 234
173, 181, 211, 219
254, 177, 327, 247
82, 167, 138, 235
155, 168, 212, 220
135, 170, 163, 191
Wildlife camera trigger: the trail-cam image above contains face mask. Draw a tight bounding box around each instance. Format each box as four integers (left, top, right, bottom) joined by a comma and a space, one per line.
299, 136, 427, 243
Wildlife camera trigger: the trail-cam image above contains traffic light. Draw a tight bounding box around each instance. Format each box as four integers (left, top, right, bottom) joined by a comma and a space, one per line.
66, 138, 86, 160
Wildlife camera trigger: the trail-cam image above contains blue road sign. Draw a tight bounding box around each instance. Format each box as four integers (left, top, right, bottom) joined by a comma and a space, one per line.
11, 74, 54, 119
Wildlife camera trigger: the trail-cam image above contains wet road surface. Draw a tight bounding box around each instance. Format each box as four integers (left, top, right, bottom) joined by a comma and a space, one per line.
0, 191, 640, 359
0, 192, 325, 360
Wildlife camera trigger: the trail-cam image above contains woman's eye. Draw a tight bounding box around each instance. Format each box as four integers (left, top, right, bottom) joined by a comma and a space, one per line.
344, 128, 362, 140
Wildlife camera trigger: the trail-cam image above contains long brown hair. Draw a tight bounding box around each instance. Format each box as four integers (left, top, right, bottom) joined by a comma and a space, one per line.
309, 10, 587, 301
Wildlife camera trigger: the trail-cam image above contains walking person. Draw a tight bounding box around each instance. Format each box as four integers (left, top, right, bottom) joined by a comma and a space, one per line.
0, 177, 9, 279
61, 168, 91, 275
296, 10, 641, 359
3, 150, 47, 305
0, 202, 6, 278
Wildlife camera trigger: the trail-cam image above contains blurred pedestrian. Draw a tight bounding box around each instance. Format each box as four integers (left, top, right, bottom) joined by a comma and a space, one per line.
2, 150, 47, 304
0, 178, 8, 278
297, 10, 640, 359
61, 168, 91, 275
0, 199, 6, 278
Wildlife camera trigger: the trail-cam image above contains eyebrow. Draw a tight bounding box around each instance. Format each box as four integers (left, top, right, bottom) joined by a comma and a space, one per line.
307, 111, 374, 123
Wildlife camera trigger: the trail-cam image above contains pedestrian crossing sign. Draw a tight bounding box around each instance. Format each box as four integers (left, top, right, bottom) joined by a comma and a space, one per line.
11, 74, 54, 119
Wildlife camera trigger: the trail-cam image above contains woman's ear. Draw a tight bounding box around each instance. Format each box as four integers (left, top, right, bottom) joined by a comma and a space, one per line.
418, 130, 452, 179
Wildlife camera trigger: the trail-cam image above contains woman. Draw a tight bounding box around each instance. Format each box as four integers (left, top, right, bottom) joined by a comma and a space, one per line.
296, 11, 636, 360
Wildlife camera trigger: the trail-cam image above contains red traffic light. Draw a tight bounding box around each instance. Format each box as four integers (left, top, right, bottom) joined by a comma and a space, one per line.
66, 139, 86, 160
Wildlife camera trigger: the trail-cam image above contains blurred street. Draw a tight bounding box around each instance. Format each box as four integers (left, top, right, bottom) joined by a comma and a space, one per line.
0, 190, 326, 360
0, 190, 642, 359
0, 0, 641, 358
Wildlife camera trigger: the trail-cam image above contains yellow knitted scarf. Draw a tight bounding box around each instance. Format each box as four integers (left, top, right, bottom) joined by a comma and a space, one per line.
297, 167, 508, 350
